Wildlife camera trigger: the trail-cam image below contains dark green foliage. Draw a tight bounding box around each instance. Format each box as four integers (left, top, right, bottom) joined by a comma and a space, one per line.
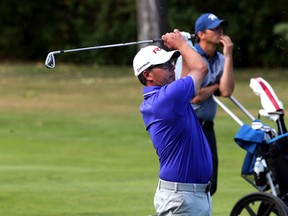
0, 0, 287, 67
0, 0, 137, 65
167, 0, 288, 68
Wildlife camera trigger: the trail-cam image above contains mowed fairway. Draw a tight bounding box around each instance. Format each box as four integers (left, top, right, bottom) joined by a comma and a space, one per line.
0, 63, 287, 216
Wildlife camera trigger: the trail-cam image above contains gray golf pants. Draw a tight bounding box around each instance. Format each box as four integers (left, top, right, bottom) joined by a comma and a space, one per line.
154, 181, 212, 216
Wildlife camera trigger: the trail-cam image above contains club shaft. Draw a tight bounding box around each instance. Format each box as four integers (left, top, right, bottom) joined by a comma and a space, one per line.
49, 33, 196, 55
229, 96, 256, 121
45, 34, 195, 69
213, 95, 244, 126
51, 39, 163, 55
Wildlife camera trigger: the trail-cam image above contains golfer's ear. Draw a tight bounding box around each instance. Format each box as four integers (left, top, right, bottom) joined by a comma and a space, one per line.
197, 31, 205, 40
143, 70, 151, 79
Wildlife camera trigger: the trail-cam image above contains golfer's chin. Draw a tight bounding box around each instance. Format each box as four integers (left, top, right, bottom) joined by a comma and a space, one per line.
215, 39, 222, 45
170, 75, 175, 82
165, 79, 175, 85
161, 78, 174, 86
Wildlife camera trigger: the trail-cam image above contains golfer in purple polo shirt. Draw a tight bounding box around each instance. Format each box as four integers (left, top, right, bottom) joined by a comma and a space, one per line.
133, 29, 213, 216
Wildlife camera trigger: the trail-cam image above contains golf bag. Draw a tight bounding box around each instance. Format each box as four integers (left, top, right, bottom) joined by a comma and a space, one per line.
235, 124, 288, 201
234, 77, 288, 202
214, 77, 288, 215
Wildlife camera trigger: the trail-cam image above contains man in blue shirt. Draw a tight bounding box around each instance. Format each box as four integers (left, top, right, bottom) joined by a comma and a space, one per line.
181, 13, 235, 196
133, 29, 213, 215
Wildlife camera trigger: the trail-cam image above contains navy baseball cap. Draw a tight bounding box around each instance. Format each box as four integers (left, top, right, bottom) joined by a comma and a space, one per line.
195, 13, 228, 34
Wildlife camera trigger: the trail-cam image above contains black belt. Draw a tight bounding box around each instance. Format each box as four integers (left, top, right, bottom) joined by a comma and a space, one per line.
158, 179, 211, 193
198, 119, 214, 129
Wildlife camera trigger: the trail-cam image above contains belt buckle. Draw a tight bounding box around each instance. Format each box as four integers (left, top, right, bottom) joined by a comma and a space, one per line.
205, 182, 212, 193
199, 119, 205, 127
201, 121, 205, 127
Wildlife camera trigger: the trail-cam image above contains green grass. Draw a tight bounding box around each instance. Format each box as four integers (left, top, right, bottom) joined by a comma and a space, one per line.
0, 63, 287, 215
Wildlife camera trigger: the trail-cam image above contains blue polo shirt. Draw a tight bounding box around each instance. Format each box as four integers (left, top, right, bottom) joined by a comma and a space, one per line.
192, 43, 225, 121
140, 76, 212, 183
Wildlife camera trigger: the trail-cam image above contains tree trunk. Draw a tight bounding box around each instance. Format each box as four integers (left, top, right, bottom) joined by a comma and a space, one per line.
136, 0, 168, 49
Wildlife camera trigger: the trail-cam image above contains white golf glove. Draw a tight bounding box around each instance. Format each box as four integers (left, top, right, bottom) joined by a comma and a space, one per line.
180, 31, 193, 47
180, 31, 192, 41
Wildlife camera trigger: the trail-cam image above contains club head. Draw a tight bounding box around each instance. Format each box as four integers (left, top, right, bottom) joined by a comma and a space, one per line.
45, 52, 56, 69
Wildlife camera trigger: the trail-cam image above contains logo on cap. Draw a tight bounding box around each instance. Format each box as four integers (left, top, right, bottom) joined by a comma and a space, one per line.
208, 14, 217, 21
152, 47, 161, 54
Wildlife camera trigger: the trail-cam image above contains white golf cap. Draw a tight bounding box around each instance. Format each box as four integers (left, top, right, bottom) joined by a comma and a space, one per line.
133, 45, 180, 77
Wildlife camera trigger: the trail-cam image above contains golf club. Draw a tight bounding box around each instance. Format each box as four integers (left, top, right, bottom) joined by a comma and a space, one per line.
229, 96, 256, 121
45, 34, 196, 69
213, 95, 244, 126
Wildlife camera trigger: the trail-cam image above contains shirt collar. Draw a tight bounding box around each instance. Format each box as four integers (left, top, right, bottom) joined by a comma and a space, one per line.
142, 86, 160, 98
194, 43, 218, 60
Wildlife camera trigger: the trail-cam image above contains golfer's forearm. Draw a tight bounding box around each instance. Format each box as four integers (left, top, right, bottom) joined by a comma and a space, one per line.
179, 44, 208, 90
180, 44, 207, 76
219, 58, 234, 97
192, 84, 219, 103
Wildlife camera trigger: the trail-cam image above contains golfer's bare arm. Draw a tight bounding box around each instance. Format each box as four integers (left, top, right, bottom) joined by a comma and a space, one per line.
182, 35, 234, 103
218, 35, 234, 97
192, 84, 219, 103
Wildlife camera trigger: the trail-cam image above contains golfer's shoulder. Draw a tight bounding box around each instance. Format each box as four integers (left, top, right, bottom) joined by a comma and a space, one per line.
165, 76, 195, 96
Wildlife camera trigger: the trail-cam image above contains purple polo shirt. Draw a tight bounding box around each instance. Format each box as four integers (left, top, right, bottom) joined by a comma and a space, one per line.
140, 76, 212, 183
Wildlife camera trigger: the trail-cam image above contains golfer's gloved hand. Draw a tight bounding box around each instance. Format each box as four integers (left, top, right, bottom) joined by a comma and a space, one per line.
180, 31, 193, 47
180, 31, 192, 41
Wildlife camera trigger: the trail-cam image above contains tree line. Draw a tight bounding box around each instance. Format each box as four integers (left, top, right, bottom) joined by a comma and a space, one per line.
0, 0, 287, 68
